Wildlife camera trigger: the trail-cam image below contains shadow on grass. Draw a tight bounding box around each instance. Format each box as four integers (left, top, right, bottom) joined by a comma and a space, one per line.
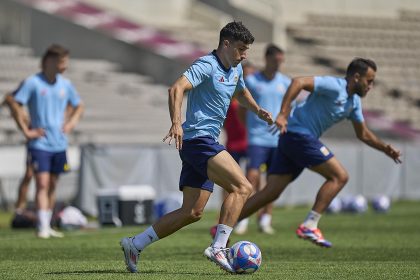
46, 269, 216, 275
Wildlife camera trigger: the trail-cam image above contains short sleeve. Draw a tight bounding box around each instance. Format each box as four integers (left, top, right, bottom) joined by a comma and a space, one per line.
313, 76, 338, 97
348, 97, 364, 122
183, 58, 213, 88
13, 78, 34, 105
66, 81, 81, 107
235, 66, 246, 92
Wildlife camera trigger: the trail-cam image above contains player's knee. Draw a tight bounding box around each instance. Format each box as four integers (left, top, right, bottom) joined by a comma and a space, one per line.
237, 181, 253, 198
188, 208, 204, 222
180, 207, 204, 223
335, 171, 349, 187
36, 183, 49, 192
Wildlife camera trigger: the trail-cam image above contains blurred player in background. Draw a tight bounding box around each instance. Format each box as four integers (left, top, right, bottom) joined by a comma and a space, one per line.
120, 21, 273, 273
4, 93, 75, 225
8, 44, 84, 238
234, 44, 291, 235
237, 58, 402, 248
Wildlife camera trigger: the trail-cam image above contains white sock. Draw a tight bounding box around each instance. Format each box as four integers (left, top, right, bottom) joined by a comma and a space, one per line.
235, 218, 249, 229
132, 226, 159, 251
37, 210, 50, 232
212, 224, 233, 249
46, 210, 53, 229
302, 210, 322, 230
259, 214, 272, 228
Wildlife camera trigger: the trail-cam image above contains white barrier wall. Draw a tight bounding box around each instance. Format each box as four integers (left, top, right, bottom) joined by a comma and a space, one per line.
0, 140, 419, 215
74, 141, 419, 216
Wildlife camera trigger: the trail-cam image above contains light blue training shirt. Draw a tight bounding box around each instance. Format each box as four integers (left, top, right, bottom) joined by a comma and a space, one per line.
287, 76, 364, 138
14, 73, 81, 152
245, 71, 291, 147
182, 50, 246, 140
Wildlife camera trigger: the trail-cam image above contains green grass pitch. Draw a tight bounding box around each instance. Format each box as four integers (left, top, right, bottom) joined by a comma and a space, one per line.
0, 201, 419, 280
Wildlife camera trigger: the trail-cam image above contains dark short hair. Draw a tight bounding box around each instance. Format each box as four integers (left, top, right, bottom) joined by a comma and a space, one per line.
41, 44, 69, 66
265, 44, 284, 57
219, 21, 255, 45
346, 58, 377, 77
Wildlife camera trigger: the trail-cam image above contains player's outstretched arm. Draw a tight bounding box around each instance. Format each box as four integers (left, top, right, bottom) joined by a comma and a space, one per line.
163, 76, 192, 150
352, 121, 402, 163
234, 88, 273, 125
276, 76, 314, 134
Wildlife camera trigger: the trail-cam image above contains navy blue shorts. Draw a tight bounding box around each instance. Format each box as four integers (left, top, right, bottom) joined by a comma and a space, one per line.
28, 148, 69, 174
227, 150, 247, 164
179, 136, 225, 192
247, 145, 276, 170
269, 132, 334, 179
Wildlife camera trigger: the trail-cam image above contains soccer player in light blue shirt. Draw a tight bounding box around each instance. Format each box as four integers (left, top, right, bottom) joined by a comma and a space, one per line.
237, 58, 402, 248
234, 44, 291, 235
120, 22, 273, 273
9, 45, 84, 239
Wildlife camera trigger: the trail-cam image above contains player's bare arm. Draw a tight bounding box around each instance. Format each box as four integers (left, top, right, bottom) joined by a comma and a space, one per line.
163, 75, 192, 150
7, 95, 44, 140
234, 88, 273, 125
63, 102, 84, 134
352, 121, 402, 163
276, 76, 314, 134
236, 104, 247, 125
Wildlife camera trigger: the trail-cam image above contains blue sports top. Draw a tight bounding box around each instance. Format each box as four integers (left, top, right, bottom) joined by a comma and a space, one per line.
245, 71, 291, 147
182, 51, 246, 140
13, 73, 81, 152
287, 76, 364, 138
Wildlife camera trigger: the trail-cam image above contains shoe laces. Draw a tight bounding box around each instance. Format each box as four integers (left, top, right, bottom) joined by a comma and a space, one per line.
214, 247, 230, 257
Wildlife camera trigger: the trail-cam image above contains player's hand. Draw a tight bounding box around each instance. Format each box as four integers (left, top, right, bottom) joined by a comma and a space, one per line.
257, 108, 273, 125
163, 123, 183, 150
384, 144, 402, 164
275, 113, 288, 134
24, 128, 45, 140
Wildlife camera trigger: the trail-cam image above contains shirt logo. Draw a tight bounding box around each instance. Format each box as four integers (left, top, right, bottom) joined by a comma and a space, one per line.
41, 89, 48, 96
234, 75, 238, 83
219, 76, 225, 82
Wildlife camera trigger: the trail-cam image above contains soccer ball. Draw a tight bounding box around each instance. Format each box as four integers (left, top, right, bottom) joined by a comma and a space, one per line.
349, 194, 368, 213
372, 195, 391, 213
326, 197, 343, 214
341, 196, 354, 212
229, 241, 262, 274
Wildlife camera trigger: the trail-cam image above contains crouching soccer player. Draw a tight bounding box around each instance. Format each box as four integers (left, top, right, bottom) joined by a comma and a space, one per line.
120, 21, 273, 273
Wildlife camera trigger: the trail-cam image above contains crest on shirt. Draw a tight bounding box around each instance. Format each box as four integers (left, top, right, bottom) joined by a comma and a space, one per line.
59, 88, 66, 98
277, 84, 286, 93
41, 89, 47, 96
234, 75, 238, 83
219, 76, 225, 83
